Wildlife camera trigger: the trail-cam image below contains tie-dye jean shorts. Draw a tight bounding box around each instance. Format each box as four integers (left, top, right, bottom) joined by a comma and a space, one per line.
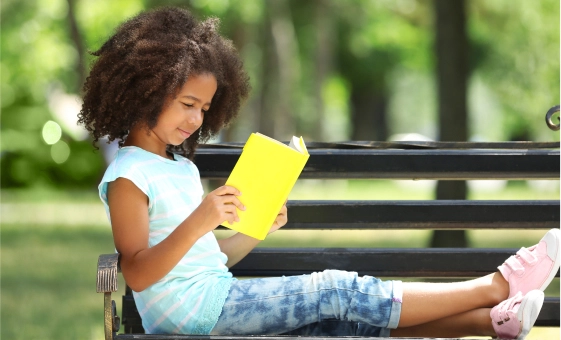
210, 269, 402, 337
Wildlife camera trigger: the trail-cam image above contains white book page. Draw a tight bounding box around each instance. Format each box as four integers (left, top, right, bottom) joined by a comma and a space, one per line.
289, 136, 304, 154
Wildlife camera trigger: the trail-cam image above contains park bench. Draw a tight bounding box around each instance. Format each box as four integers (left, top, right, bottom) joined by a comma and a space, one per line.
97, 109, 560, 340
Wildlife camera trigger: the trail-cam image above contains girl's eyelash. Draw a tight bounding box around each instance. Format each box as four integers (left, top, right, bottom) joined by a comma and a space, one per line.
183, 103, 209, 113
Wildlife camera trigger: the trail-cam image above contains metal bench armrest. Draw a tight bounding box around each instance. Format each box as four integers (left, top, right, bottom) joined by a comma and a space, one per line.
97, 253, 120, 293
97, 254, 121, 340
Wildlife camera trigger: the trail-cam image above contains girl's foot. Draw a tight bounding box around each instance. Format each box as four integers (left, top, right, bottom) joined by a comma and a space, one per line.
490, 290, 544, 340
498, 228, 560, 298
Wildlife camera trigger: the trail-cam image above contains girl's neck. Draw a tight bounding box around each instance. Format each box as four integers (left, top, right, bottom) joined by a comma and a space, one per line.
124, 127, 174, 160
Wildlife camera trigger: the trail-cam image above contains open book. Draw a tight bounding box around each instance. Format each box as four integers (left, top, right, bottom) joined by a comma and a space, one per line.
222, 133, 310, 240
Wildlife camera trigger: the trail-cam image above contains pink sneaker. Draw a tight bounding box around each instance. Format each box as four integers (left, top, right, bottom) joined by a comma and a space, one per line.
498, 228, 560, 298
490, 290, 544, 340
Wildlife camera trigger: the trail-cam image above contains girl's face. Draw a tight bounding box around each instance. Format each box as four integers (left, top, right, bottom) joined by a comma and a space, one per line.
152, 73, 217, 147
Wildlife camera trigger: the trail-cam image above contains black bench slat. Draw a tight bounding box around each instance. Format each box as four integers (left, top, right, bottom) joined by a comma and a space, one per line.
215, 200, 559, 230
539, 297, 561, 327
194, 149, 560, 179
115, 334, 461, 339
118, 298, 560, 335
231, 248, 561, 278
198, 141, 560, 150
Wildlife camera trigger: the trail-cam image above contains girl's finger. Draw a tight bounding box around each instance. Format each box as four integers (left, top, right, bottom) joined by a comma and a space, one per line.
220, 195, 246, 211
230, 197, 246, 211
215, 185, 241, 197
225, 211, 239, 223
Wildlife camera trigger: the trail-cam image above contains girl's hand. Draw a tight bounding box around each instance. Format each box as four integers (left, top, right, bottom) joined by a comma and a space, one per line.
268, 200, 288, 234
195, 185, 245, 231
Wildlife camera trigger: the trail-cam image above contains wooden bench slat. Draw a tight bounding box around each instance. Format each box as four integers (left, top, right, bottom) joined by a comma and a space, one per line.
213, 200, 559, 230
231, 248, 561, 278
194, 149, 560, 179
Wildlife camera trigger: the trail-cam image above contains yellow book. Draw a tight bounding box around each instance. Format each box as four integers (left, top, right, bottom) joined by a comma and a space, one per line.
223, 133, 310, 240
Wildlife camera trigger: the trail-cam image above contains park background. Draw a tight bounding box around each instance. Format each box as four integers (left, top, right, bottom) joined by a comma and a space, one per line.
1, 0, 559, 339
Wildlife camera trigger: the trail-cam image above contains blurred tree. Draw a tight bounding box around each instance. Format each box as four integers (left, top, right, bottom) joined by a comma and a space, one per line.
334, 0, 433, 141
469, 0, 560, 141
258, 0, 299, 140
311, 0, 333, 141
65, 0, 87, 93
1, 0, 558, 191
0, 0, 144, 189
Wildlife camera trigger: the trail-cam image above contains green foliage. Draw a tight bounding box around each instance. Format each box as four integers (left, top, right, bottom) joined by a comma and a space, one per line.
1, 0, 144, 189
1, 0, 559, 189
470, 0, 560, 140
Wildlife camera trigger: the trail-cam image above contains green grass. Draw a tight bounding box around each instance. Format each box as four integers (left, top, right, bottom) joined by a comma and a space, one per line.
1, 224, 125, 340
1, 181, 559, 339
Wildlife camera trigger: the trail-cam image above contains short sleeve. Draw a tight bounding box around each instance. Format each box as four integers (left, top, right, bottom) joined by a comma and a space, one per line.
98, 154, 153, 221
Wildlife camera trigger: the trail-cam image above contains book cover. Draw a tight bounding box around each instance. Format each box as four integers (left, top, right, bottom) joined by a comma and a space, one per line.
222, 133, 310, 240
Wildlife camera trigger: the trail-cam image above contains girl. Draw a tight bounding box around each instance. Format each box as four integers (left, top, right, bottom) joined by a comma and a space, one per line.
79, 7, 560, 339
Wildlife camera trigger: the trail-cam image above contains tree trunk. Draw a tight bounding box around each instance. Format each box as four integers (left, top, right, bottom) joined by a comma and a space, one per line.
350, 90, 388, 141
258, 1, 299, 141
431, 0, 470, 248
312, 0, 333, 141
66, 0, 86, 94
258, 11, 280, 138
223, 22, 249, 142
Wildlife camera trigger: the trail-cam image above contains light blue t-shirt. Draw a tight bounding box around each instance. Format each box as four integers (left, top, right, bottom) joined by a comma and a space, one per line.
99, 146, 235, 334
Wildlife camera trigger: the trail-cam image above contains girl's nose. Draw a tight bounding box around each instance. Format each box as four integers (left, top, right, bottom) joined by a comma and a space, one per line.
190, 109, 204, 126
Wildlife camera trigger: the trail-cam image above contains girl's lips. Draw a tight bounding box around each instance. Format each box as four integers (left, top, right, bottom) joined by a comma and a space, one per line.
178, 128, 191, 138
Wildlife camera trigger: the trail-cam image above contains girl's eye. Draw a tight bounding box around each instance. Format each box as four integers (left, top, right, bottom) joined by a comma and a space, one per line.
183, 103, 194, 108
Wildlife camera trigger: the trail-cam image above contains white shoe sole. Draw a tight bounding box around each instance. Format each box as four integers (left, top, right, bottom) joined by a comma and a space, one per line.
539, 228, 561, 292
516, 290, 545, 340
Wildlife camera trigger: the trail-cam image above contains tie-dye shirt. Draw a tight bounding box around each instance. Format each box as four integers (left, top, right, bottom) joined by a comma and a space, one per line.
99, 146, 234, 334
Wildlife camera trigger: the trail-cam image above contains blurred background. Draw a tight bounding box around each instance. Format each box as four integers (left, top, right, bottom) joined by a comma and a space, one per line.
1, 0, 559, 339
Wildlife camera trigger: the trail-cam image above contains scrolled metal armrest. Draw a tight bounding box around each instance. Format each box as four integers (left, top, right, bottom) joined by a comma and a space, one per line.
546, 105, 560, 131
97, 253, 120, 293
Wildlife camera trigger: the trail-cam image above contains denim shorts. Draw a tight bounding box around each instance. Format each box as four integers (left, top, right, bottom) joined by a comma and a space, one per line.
210, 270, 402, 337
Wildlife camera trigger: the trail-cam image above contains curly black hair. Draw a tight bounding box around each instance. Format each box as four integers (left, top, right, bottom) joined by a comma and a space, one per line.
78, 7, 250, 159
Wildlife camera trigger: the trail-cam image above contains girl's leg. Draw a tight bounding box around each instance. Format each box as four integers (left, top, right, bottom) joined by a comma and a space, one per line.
391, 308, 494, 338
398, 272, 508, 327
393, 289, 545, 339
210, 270, 401, 335
399, 228, 561, 328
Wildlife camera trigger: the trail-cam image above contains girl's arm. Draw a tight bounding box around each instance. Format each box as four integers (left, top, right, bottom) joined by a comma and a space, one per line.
217, 203, 287, 267
108, 178, 244, 292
